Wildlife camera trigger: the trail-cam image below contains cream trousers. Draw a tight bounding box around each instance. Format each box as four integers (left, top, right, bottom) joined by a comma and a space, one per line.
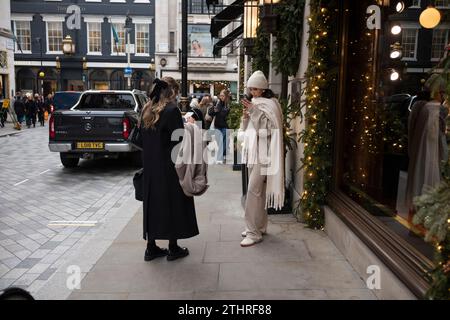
244, 164, 268, 241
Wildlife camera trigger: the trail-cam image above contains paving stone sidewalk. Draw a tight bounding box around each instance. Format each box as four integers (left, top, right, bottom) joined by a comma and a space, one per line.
37, 165, 377, 300
0, 120, 23, 137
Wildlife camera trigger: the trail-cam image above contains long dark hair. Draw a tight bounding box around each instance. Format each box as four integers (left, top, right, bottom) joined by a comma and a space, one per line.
142, 79, 173, 129
261, 89, 275, 99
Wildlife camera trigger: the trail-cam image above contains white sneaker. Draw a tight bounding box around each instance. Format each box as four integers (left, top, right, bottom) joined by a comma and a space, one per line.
240, 237, 262, 247
241, 230, 267, 237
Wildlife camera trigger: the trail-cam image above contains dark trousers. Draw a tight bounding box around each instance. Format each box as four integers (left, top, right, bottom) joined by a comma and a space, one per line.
26, 114, 36, 127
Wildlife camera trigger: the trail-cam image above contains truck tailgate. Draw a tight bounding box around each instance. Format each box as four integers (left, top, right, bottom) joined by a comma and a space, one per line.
53, 110, 133, 142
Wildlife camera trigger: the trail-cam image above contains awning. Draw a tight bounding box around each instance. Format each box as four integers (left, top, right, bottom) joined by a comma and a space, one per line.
213, 24, 243, 56
210, 0, 245, 38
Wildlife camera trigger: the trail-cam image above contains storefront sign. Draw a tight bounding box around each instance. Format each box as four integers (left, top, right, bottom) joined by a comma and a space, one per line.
366, 5, 381, 30
66, 5, 81, 30
6, 39, 14, 51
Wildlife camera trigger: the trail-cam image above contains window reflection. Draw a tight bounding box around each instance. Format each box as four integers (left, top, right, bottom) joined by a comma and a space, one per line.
341, 0, 449, 260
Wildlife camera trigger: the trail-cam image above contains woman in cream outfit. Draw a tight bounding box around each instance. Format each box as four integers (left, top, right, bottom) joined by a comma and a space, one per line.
240, 71, 284, 247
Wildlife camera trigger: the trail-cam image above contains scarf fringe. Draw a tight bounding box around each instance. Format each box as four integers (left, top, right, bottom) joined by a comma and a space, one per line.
265, 193, 285, 211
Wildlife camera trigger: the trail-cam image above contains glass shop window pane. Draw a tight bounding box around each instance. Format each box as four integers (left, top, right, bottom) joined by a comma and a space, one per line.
340, 0, 450, 260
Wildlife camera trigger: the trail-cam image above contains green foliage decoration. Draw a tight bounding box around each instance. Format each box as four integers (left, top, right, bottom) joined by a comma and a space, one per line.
252, 24, 271, 78
295, 1, 336, 229
272, 0, 305, 77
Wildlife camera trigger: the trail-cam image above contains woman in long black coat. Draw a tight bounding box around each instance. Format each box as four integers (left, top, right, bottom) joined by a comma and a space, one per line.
141, 77, 199, 261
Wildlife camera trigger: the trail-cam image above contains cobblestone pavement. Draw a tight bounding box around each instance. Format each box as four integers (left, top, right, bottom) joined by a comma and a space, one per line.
0, 124, 136, 294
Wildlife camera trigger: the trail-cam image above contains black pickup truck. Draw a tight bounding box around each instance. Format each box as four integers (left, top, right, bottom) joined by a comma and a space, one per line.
48, 90, 148, 168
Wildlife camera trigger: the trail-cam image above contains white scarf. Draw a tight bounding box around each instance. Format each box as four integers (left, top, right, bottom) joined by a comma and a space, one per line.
241, 97, 285, 210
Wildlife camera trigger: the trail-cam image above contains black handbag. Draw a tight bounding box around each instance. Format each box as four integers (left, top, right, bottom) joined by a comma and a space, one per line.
133, 168, 144, 201
128, 121, 143, 150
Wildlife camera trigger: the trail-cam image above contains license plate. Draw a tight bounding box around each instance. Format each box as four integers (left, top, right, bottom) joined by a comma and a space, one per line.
76, 142, 104, 149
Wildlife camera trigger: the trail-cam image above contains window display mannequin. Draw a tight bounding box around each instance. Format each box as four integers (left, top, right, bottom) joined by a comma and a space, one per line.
406, 74, 447, 217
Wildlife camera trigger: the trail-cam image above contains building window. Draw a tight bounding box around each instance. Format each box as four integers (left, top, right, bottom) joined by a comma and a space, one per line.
188, 0, 222, 14
411, 0, 420, 7
135, 24, 149, 55
431, 29, 448, 60
169, 31, 175, 53
401, 28, 418, 60
87, 22, 102, 54
111, 23, 126, 54
46, 21, 63, 53
435, 0, 449, 8
14, 21, 31, 53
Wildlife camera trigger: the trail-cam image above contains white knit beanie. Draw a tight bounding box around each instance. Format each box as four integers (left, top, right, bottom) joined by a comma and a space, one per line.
247, 70, 268, 89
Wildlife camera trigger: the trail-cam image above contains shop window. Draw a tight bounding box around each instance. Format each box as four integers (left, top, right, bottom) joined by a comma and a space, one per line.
435, 0, 449, 8
401, 28, 418, 60
338, 0, 449, 261
14, 21, 31, 53
111, 23, 126, 54
135, 24, 149, 55
87, 22, 102, 54
46, 21, 63, 53
431, 29, 448, 61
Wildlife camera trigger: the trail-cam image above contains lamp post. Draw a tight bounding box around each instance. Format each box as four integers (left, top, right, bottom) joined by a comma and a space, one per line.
36, 37, 44, 96
243, 0, 259, 56
125, 15, 133, 90
180, 0, 189, 112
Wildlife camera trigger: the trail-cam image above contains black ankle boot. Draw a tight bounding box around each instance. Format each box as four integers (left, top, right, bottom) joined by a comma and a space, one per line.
167, 246, 189, 261
144, 246, 169, 261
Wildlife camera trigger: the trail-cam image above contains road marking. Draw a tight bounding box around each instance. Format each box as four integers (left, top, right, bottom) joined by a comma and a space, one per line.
47, 220, 98, 227
39, 169, 51, 175
14, 179, 29, 186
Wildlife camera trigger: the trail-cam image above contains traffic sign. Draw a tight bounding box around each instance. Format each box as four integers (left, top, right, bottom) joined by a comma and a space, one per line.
124, 67, 132, 77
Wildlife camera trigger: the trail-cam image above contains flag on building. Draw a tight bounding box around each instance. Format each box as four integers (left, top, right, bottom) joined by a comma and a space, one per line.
111, 24, 120, 44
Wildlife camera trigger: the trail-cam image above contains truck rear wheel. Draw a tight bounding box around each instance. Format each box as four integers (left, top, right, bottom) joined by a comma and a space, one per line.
60, 153, 79, 168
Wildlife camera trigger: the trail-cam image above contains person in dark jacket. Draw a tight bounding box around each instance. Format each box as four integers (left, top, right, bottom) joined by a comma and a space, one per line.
140, 77, 199, 262
208, 89, 230, 163
35, 94, 45, 127
25, 93, 37, 128
13, 92, 25, 125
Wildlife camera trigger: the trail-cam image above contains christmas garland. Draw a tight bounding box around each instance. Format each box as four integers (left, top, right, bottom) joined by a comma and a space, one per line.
297, 1, 336, 229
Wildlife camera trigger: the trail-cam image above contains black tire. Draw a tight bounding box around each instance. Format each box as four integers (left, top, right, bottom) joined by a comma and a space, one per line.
60, 153, 79, 168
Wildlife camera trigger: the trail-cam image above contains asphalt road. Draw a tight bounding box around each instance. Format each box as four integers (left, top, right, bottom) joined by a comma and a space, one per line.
0, 124, 137, 293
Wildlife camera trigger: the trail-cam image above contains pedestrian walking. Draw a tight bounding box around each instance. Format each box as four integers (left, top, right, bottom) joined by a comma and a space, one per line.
199, 94, 213, 130
239, 70, 285, 247
25, 93, 37, 128
44, 93, 53, 114
141, 77, 199, 261
36, 94, 45, 127
13, 92, 25, 126
208, 89, 230, 163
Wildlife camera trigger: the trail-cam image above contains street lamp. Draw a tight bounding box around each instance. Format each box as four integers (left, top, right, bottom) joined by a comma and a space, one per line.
36, 37, 44, 95
260, 0, 280, 34
125, 15, 133, 90
62, 35, 75, 55
180, 0, 189, 111
243, 0, 259, 56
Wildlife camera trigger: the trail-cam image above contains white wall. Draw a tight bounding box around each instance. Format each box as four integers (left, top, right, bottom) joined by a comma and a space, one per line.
0, 0, 16, 98
287, 0, 310, 220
